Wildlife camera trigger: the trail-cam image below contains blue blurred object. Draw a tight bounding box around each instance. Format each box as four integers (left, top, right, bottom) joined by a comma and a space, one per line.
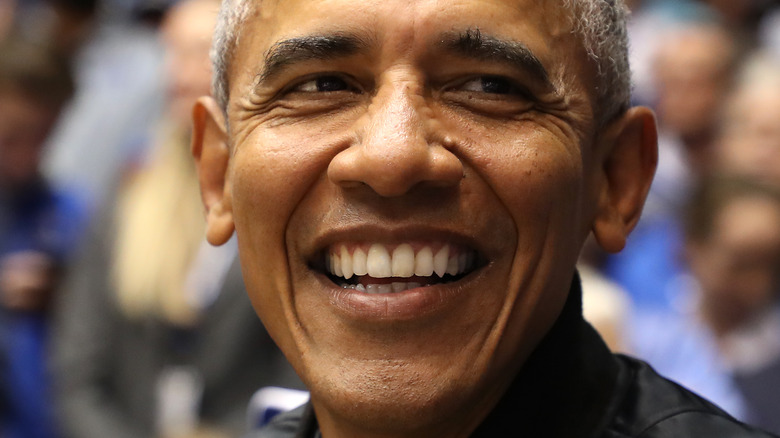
247, 387, 310, 431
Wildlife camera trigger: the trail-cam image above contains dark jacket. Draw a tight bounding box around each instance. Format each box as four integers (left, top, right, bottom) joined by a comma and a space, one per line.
251, 276, 778, 438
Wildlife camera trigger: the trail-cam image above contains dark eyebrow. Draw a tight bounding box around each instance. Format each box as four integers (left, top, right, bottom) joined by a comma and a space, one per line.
258, 34, 369, 83
438, 28, 553, 88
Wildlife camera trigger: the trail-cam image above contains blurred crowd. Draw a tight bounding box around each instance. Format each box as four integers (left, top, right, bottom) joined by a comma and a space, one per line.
1, 0, 303, 437
0, 0, 778, 437
580, 0, 780, 434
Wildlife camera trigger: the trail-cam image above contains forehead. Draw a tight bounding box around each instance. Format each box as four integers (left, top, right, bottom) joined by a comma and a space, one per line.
232, 0, 585, 83
255, 0, 573, 30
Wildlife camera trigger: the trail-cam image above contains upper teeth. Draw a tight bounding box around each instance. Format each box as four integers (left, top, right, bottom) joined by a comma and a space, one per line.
327, 243, 475, 279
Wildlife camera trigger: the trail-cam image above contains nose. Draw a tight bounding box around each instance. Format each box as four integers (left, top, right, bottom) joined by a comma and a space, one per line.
327, 81, 463, 197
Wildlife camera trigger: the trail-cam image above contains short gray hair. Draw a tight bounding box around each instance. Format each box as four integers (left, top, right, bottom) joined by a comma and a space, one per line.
211, 0, 631, 123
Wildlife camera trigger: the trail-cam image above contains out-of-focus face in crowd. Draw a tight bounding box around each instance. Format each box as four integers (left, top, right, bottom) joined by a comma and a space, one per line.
716, 59, 780, 185
687, 185, 780, 335
0, 88, 58, 189
0, 39, 72, 190
652, 24, 734, 151
161, 0, 217, 128
193, 0, 656, 436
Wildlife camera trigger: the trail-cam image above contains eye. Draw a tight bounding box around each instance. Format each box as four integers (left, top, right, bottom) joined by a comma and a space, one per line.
293, 75, 353, 93
459, 76, 522, 95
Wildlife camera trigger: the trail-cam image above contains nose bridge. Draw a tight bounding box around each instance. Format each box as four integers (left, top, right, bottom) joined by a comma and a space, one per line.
363, 78, 427, 158
328, 72, 463, 197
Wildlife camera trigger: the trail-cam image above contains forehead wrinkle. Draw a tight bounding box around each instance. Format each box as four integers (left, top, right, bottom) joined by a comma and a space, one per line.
257, 32, 373, 83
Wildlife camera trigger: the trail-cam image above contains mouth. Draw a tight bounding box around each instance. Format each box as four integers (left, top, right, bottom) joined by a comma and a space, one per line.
316, 242, 481, 293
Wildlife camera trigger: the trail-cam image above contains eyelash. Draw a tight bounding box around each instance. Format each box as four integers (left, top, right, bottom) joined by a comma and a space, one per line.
284, 74, 527, 95
449, 75, 532, 99
288, 74, 360, 94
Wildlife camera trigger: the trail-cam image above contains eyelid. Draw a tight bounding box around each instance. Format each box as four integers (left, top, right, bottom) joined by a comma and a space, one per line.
284, 72, 362, 94
446, 75, 532, 98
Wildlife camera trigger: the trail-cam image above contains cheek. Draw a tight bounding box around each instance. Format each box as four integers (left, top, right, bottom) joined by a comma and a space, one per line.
229, 128, 339, 341
460, 125, 586, 364
230, 126, 340, 236
466, 127, 585, 239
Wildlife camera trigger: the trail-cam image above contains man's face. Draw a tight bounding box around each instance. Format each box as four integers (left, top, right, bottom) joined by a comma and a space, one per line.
196, 0, 654, 435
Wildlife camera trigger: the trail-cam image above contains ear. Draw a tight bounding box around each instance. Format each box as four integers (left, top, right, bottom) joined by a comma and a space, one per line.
192, 96, 235, 246
591, 106, 658, 253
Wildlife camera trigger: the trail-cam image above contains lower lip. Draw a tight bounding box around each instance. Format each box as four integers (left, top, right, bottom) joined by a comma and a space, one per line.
317, 274, 469, 322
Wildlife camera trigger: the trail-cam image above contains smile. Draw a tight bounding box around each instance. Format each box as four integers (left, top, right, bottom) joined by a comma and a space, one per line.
324, 242, 479, 293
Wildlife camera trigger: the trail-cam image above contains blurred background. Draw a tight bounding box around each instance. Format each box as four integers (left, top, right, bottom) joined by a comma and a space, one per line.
0, 0, 779, 436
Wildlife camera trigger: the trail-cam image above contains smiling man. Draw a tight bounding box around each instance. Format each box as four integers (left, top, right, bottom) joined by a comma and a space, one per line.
191, 0, 777, 437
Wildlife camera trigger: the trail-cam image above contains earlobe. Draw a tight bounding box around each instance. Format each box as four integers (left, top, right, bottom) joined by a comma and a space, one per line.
192, 96, 235, 246
592, 106, 658, 253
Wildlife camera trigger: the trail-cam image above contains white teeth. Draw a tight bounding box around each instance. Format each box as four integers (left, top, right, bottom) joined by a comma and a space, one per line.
447, 253, 459, 275
392, 282, 406, 293
391, 244, 415, 277
367, 243, 392, 278
353, 248, 367, 276
433, 245, 449, 278
340, 246, 352, 279
332, 254, 343, 277
327, 243, 476, 283
414, 247, 434, 276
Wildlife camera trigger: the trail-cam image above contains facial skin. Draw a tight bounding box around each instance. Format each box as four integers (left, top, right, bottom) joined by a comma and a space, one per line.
193, 0, 657, 436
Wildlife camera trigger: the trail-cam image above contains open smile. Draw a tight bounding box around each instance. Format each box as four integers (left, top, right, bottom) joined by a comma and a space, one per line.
323, 242, 480, 293
325, 242, 477, 294
302, 229, 496, 321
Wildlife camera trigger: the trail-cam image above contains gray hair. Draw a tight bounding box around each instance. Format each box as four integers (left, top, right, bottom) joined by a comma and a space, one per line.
210, 0, 631, 123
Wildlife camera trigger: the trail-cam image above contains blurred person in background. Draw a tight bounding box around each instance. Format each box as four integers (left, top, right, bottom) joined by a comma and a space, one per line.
38, 0, 167, 209
0, 0, 15, 40
630, 176, 780, 434
50, 1, 301, 437
700, 0, 778, 41
0, 36, 87, 438
1, 0, 167, 210
715, 53, 780, 186
626, 0, 722, 106
648, 22, 738, 212
707, 55, 780, 432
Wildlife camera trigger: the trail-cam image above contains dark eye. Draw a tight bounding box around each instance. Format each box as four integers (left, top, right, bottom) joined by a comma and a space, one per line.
460, 76, 518, 95
294, 75, 351, 92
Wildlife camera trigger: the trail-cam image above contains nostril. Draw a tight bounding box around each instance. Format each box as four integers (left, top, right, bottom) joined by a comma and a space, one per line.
328, 143, 464, 197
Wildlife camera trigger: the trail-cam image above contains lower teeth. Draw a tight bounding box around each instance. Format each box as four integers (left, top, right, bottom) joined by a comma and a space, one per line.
341, 282, 423, 294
